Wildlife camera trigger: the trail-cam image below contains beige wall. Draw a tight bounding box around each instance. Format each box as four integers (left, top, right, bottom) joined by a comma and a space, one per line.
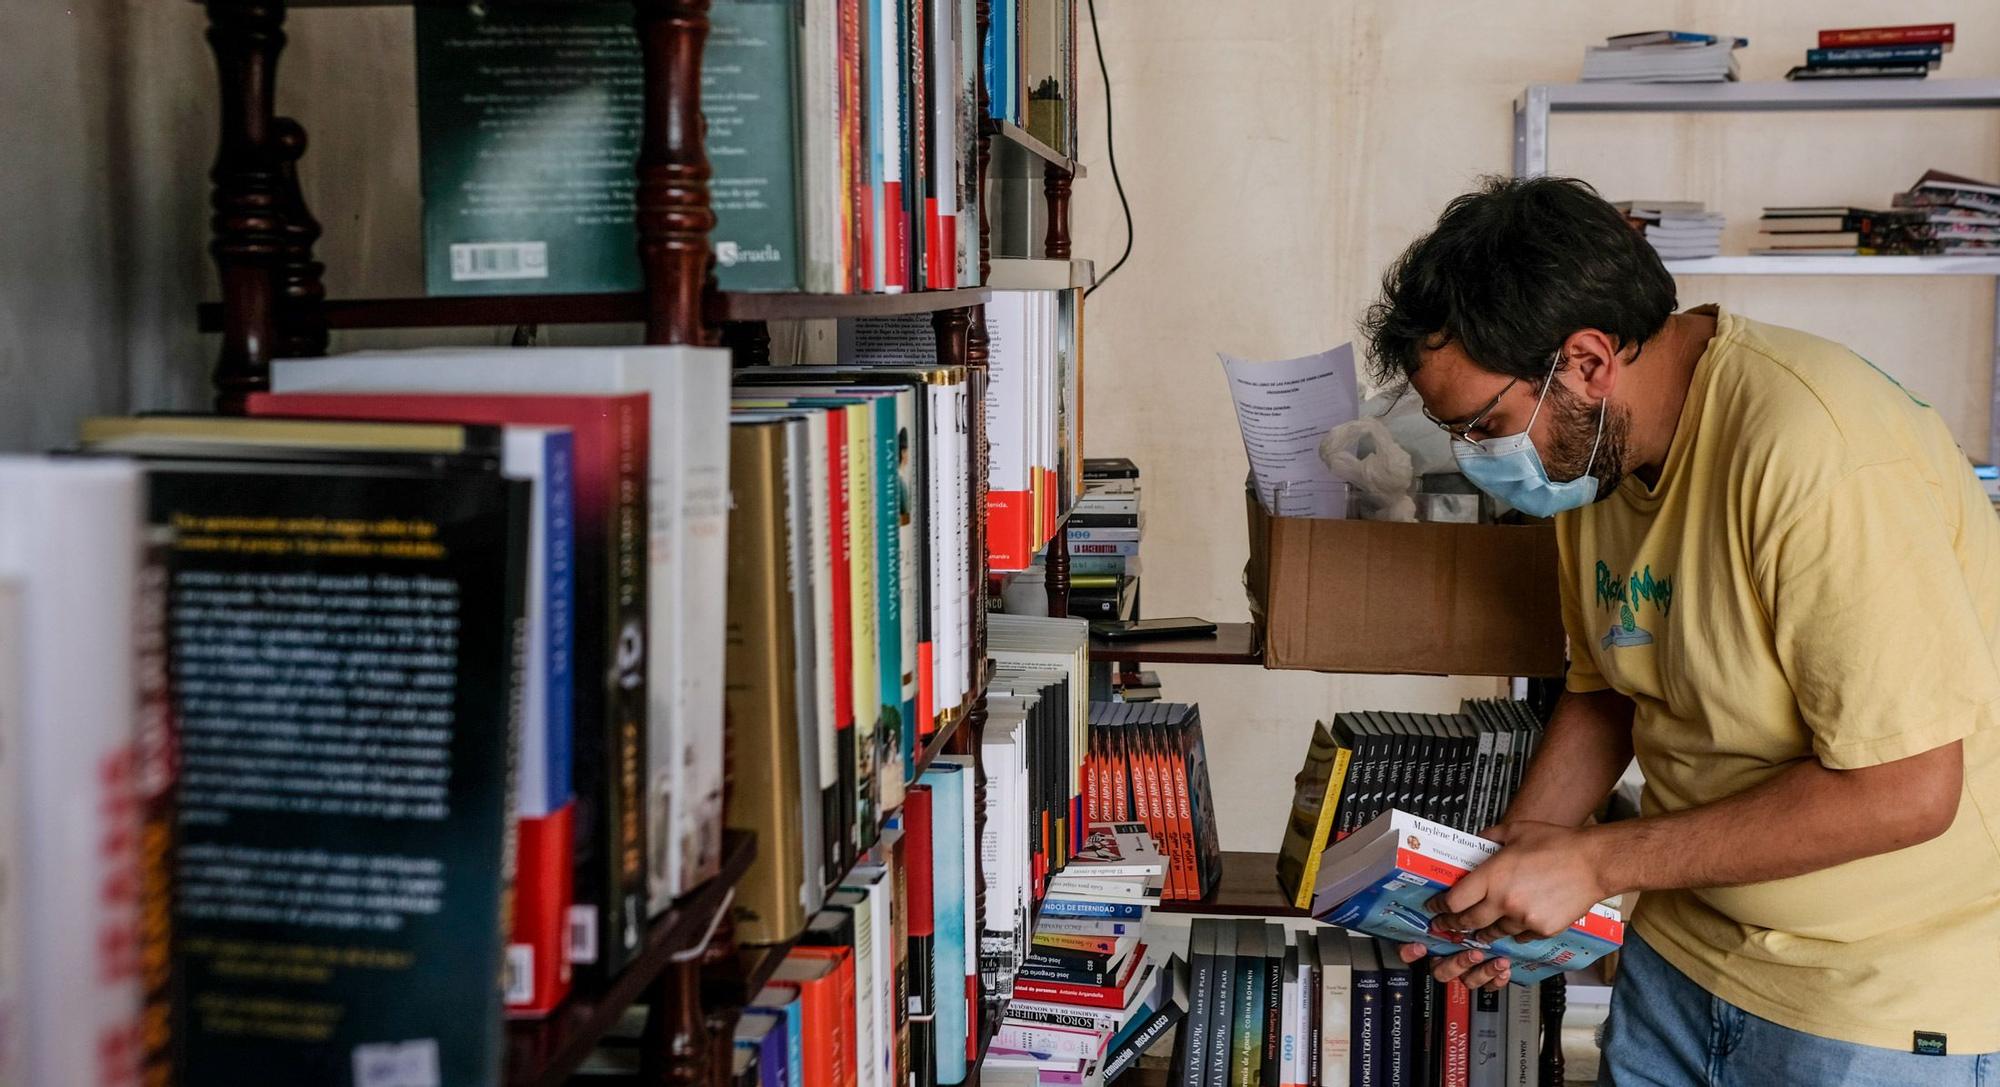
6, 1, 1998, 850
1068, 2, 2000, 850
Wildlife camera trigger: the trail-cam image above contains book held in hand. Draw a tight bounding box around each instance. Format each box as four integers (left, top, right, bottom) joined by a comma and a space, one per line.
1310, 810, 1623, 985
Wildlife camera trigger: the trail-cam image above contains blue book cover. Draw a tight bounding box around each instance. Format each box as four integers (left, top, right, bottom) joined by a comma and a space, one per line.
736, 1012, 788, 1087
540, 429, 576, 814
747, 988, 805, 1087
1324, 880, 1617, 986
1807, 43, 1943, 65
1039, 899, 1146, 920
921, 763, 968, 1084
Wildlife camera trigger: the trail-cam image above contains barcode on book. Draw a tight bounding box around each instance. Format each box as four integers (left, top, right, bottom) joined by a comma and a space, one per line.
450, 242, 549, 281
352, 1039, 440, 1087
568, 905, 599, 965
504, 944, 535, 1005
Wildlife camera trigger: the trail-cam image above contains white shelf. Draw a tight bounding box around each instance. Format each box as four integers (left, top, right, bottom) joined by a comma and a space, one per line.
1524, 78, 2000, 114
1660, 255, 2000, 276
986, 258, 1097, 291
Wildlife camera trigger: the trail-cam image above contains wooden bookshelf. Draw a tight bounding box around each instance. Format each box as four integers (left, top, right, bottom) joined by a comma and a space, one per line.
1150, 851, 1301, 917
504, 829, 757, 1087
1089, 622, 1264, 666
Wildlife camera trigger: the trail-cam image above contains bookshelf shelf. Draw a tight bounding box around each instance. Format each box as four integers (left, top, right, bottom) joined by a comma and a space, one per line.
1089, 622, 1264, 666
195, 288, 996, 334
984, 119, 1087, 178
1149, 851, 1303, 918
504, 828, 757, 1087
1525, 78, 2000, 115
1660, 255, 2000, 277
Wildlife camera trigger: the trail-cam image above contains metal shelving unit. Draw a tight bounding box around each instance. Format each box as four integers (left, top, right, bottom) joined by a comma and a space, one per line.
1514, 78, 2000, 461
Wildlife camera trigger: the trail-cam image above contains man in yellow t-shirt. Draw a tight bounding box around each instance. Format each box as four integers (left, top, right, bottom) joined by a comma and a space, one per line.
1368, 176, 2000, 1084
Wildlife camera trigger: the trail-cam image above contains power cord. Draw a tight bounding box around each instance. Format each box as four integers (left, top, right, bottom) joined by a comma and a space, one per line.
1083, 0, 1131, 299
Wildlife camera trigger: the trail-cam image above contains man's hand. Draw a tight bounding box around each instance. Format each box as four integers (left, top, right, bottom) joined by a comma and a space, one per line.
1398, 821, 1611, 990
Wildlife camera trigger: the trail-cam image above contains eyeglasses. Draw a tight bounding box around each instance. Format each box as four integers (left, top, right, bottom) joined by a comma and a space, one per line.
1424, 378, 1519, 443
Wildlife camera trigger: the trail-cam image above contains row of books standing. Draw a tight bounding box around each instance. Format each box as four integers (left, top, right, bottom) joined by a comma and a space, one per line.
1785, 22, 1955, 81
1174, 921, 1545, 1087
1757, 170, 2000, 256
990, 826, 1189, 1087
415, 0, 986, 296
1083, 702, 1224, 902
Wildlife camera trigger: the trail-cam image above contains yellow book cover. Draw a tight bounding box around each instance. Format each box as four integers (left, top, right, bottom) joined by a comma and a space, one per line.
1278, 720, 1354, 910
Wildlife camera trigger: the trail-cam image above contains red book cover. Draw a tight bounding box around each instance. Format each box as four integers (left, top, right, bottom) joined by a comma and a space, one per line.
917, 642, 935, 738
1137, 722, 1179, 900
988, 490, 1032, 571
1164, 727, 1202, 903
772, 955, 845, 1087
925, 199, 949, 290
791, 946, 859, 1087
505, 803, 574, 1017
1819, 23, 1953, 47
1112, 727, 1131, 821
246, 388, 652, 978
825, 410, 854, 732
938, 217, 957, 290
885, 180, 908, 293
1442, 980, 1471, 1087
905, 787, 935, 936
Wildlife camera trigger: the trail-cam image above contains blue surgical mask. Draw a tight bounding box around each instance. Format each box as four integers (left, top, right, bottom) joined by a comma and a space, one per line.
1451, 352, 1604, 518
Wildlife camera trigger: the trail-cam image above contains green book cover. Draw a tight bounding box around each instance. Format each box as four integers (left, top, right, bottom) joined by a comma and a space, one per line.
1232, 920, 1266, 1087
415, 2, 804, 295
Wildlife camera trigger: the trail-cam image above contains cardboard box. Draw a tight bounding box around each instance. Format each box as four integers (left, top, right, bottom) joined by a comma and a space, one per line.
1246, 491, 1565, 677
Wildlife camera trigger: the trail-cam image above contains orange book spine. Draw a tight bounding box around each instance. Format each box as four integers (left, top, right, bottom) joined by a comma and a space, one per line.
790, 947, 858, 1087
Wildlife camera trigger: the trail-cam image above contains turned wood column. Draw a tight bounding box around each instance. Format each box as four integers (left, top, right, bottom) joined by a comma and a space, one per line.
643, 954, 710, 1087
1042, 164, 1072, 262
1044, 527, 1070, 618
204, 0, 289, 412
272, 117, 328, 360
1539, 975, 1566, 1086
634, 0, 717, 347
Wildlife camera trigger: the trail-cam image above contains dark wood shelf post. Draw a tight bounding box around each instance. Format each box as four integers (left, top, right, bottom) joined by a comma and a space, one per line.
1539, 974, 1566, 1086
272, 116, 329, 360
633, 0, 717, 347
1044, 529, 1070, 618
1042, 164, 1072, 262
203, 0, 289, 412
642, 946, 712, 1087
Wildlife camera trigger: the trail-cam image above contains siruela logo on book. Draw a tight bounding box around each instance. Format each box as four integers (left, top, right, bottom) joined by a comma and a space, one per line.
1595, 560, 1674, 651
714, 240, 784, 267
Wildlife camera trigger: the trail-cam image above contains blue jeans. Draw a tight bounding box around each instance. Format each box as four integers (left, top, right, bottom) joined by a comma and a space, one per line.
1598, 933, 1996, 1086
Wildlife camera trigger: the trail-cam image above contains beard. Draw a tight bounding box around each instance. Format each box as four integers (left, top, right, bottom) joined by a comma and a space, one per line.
1543, 381, 1632, 498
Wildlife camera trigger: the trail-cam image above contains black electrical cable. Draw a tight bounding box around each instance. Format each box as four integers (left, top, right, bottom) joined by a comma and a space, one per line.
1082, 0, 1131, 299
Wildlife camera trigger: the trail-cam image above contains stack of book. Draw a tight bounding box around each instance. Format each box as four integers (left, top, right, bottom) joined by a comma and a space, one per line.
1891, 170, 2000, 254
413, 0, 989, 296
1786, 23, 1953, 81
990, 825, 1187, 1087
1065, 458, 1143, 620
1753, 206, 1933, 256
1616, 201, 1724, 260
1579, 30, 1745, 83
1083, 702, 1225, 903
1169, 922, 1538, 1087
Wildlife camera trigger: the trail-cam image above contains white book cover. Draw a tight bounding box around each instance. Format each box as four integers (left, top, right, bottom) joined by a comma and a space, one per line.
0, 578, 20, 1086
1506, 983, 1540, 1087
1064, 822, 1167, 877
1316, 930, 1352, 1085
984, 292, 1031, 492
929, 0, 958, 284
778, 417, 825, 906
0, 459, 146, 1087
841, 868, 897, 1087
1279, 945, 1299, 1087
271, 346, 734, 908
800, 0, 840, 290
832, 890, 879, 1087
799, 413, 838, 824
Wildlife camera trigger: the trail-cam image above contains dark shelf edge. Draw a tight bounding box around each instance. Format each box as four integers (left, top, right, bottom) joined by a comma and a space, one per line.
197, 288, 994, 334
1088, 622, 1264, 666
983, 119, 1088, 177
505, 829, 757, 1087
1147, 850, 1307, 918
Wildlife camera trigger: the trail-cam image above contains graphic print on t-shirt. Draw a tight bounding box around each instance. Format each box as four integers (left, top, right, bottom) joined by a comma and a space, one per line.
1593, 560, 1673, 650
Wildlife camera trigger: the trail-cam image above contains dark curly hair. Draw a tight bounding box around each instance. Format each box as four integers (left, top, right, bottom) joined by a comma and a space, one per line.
1362, 176, 1677, 386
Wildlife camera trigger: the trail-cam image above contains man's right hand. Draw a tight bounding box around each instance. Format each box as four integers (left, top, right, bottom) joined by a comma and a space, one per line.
1396, 942, 1512, 990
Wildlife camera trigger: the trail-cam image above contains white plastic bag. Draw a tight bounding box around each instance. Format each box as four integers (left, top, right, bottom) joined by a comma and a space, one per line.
1318, 416, 1417, 522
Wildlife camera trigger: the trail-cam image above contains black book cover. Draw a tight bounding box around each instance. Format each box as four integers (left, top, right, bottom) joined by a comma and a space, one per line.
1381, 945, 1413, 1087
1082, 457, 1140, 480
1412, 714, 1447, 823
1184, 707, 1224, 898
798, 904, 856, 951
1183, 920, 1217, 1087
1068, 511, 1140, 528
1441, 714, 1477, 832
1300, 932, 1321, 1087
1206, 916, 1237, 1087
1106, 954, 1190, 1083
1259, 923, 1284, 1087
1026, 943, 1119, 972
1351, 936, 1382, 1087
1329, 715, 1365, 838
1017, 956, 1125, 986
1417, 972, 1440, 1087
1352, 713, 1389, 827
150, 458, 522, 1086
1388, 713, 1426, 819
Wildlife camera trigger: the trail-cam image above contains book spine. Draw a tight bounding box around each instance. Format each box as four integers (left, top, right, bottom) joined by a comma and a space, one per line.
1505, 983, 1538, 1087
1016, 960, 1120, 986
992, 1024, 1104, 1060
1165, 725, 1201, 903
1038, 899, 1146, 920
611, 399, 649, 964
1353, 967, 1380, 1087
1442, 981, 1470, 1087
1184, 923, 1214, 1087
1010, 979, 1128, 1011
1819, 24, 1953, 47
1231, 931, 1260, 1087
1206, 939, 1235, 1087
1005, 1004, 1119, 1032
1806, 43, 1942, 64
1105, 1006, 1183, 1082
1261, 940, 1283, 1087
1470, 987, 1502, 1087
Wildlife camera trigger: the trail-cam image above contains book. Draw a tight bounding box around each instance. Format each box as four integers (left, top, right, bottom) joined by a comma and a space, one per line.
246, 388, 651, 979
794, 944, 860, 1087
841, 867, 900, 1087
273, 344, 736, 916
919, 762, 971, 1083
1014, 950, 1147, 1011
1470, 987, 1503, 1087
1205, 918, 1235, 1087
1063, 822, 1168, 878
1818, 23, 1954, 48
1380, 943, 1413, 1087
904, 786, 939, 1087
1259, 924, 1284, 1087
1314, 930, 1353, 1087
1805, 43, 1944, 67
1104, 955, 1189, 1083
739, 1012, 791, 1087
1350, 937, 1382, 1087
133, 451, 524, 1084
1785, 63, 1928, 80
1313, 810, 1624, 985
746, 986, 808, 1087
1440, 981, 1472, 1087
1277, 720, 1353, 910
774, 954, 849, 1087
1504, 985, 1538, 1087
1603, 29, 1740, 47
0, 461, 153, 1087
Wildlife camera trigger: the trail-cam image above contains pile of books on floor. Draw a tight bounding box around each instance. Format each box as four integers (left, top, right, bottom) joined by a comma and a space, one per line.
1084, 701, 1225, 903
1580, 30, 1745, 83
1169, 921, 1556, 1087
1064, 458, 1144, 621
1616, 201, 1723, 260
990, 825, 1188, 1087
1757, 170, 2000, 257
1786, 22, 1953, 81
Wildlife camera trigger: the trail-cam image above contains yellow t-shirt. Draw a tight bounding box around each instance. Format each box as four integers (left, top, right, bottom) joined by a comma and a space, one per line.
1557, 305, 2000, 1052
